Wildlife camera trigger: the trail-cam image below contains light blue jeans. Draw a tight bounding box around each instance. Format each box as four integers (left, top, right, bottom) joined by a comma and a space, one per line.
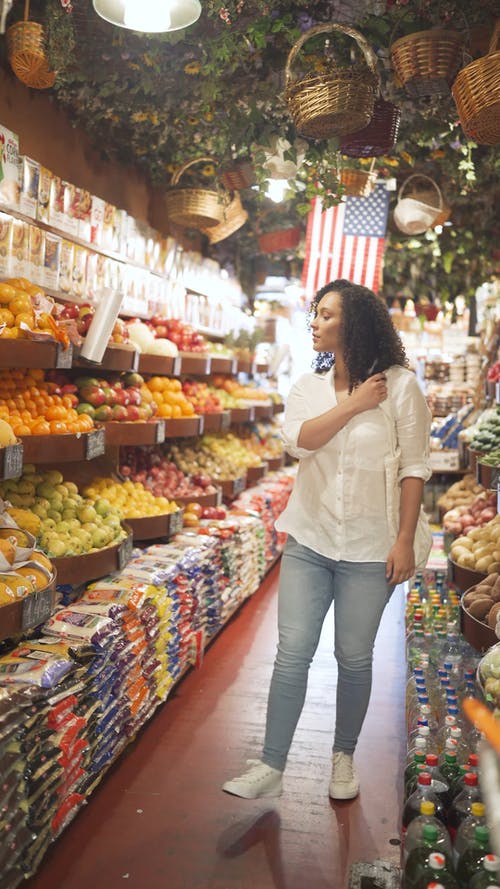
262, 536, 395, 771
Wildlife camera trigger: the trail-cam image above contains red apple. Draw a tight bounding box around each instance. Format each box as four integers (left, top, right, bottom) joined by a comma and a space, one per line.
111, 404, 128, 421
125, 404, 141, 421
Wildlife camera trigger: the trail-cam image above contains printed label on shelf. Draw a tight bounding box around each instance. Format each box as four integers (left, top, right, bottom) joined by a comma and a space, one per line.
55, 343, 74, 369
118, 535, 134, 570
497, 381, 500, 405
155, 420, 166, 444
233, 476, 245, 495
2, 443, 24, 479
220, 410, 231, 432
22, 588, 53, 631
85, 427, 106, 460
169, 510, 184, 536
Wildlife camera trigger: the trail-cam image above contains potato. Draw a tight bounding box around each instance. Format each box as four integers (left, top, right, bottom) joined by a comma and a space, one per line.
456, 551, 477, 568
463, 589, 481, 607
451, 546, 474, 562
489, 561, 500, 573
468, 596, 494, 619
487, 603, 500, 628
453, 536, 473, 550
476, 555, 495, 574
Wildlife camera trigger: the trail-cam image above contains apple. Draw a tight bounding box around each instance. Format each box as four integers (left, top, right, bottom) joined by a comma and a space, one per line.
80, 385, 106, 407
124, 372, 144, 388
103, 387, 117, 406
77, 403, 96, 418
126, 404, 141, 422
111, 404, 128, 421
94, 404, 113, 422
78, 505, 97, 523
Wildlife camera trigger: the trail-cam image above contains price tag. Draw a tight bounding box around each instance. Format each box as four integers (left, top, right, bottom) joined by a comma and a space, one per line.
215, 486, 223, 506
55, 343, 73, 369
131, 349, 140, 371
496, 381, 500, 405
22, 588, 54, 630
2, 443, 23, 479
220, 410, 231, 432
155, 420, 166, 444
233, 476, 245, 496
173, 356, 183, 376
85, 427, 106, 460
118, 534, 134, 570
169, 510, 184, 536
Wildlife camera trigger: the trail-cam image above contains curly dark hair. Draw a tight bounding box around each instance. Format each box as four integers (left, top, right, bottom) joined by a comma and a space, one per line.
309, 279, 408, 389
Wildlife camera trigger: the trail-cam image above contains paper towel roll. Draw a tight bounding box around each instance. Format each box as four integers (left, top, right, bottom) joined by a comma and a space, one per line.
80, 288, 123, 363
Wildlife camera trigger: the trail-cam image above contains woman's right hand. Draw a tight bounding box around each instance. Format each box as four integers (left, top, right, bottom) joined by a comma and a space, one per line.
351, 373, 388, 412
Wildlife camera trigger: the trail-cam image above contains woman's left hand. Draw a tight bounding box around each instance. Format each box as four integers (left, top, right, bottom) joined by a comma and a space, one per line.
386, 540, 415, 585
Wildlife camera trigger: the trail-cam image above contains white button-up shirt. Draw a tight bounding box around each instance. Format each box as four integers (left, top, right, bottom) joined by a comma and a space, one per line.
275, 365, 432, 562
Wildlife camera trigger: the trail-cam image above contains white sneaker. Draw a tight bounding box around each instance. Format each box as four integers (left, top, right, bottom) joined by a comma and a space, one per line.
222, 759, 283, 799
329, 751, 360, 800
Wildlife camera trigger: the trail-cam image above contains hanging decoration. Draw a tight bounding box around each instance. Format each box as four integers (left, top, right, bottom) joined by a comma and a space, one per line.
6, 0, 56, 89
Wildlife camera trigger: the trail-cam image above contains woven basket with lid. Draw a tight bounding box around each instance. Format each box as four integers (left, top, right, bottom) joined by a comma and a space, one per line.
284, 23, 379, 140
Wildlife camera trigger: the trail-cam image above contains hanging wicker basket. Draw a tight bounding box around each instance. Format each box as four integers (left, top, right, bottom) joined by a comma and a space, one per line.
340, 162, 377, 198
205, 192, 248, 245
165, 157, 228, 230
393, 174, 443, 235
340, 97, 401, 158
221, 159, 256, 191
6, 0, 56, 90
258, 226, 301, 254
390, 27, 464, 98
452, 20, 500, 145
284, 23, 379, 140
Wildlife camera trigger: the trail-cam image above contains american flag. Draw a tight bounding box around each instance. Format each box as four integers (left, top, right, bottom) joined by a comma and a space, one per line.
301, 183, 390, 297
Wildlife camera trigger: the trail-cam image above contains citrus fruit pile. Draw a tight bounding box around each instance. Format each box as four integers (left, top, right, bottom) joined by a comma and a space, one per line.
0, 368, 95, 436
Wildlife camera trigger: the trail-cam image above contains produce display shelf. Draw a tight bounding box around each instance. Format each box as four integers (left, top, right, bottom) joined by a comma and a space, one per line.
468, 448, 486, 474
477, 460, 499, 491
51, 529, 133, 586
255, 362, 269, 374
230, 407, 255, 424
0, 577, 57, 642
460, 592, 497, 653
448, 557, 487, 592
253, 403, 273, 420
209, 356, 238, 375
73, 343, 139, 372
163, 416, 204, 438
267, 454, 285, 471
0, 442, 24, 480
201, 411, 231, 433
137, 354, 182, 377
178, 353, 211, 376
272, 402, 285, 414
126, 508, 184, 542
236, 358, 256, 375
173, 489, 223, 508
246, 462, 269, 484
20, 428, 106, 463
103, 420, 166, 446
220, 475, 247, 500
0, 338, 74, 369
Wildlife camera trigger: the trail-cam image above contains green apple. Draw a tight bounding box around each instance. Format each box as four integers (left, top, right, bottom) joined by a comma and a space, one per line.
41, 518, 56, 531
62, 508, 76, 522
91, 527, 110, 549
44, 470, 64, 486
94, 498, 112, 517
55, 484, 69, 499
65, 482, 79, 496
103, 513, 121, 531
46, 537, 68, 558
78, 505, 97, 524
55, 521, 71, 534
74, 528, 92, 550
47, 508, 63, 522
67, 518, 81, 532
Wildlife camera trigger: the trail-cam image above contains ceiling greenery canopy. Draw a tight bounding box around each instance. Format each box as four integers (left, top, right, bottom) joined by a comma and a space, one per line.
3, 0, 499, 304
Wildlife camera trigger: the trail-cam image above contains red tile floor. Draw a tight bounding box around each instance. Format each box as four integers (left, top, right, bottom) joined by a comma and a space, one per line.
25, 561, 406, 889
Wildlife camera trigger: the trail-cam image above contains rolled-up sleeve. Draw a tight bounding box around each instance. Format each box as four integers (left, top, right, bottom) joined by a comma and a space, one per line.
391, 370, 432, 483
280, 378, 318, 460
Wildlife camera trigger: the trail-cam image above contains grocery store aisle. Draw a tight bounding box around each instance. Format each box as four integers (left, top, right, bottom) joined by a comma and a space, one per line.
25, 561, 407, 889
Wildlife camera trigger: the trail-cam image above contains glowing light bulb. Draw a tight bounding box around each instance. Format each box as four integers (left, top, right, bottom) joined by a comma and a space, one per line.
124, 0, 171, 31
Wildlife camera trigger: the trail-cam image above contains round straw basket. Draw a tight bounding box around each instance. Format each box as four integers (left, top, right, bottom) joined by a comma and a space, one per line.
284, 23, 379, 140
165, 157, 227, 230
258, 226, 301, 254
393, 174, 442, 235
390, 27, 464, 98
7, 7, 56, 91
340, 167, 377, 198
452, 20, 500, 145
221, 159, 256, 191
205, 192, 248, 245
340, 98, 401, 158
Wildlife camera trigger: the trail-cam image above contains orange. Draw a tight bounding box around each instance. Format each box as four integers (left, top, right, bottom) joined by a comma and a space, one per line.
15, 312, 35, 329
171, 405, 182, 418
0, 282, 17, 304
0, 327, 18, 338
31, 419, 51, 435
157, 403, 172, 419
9, 296, 32, 315
0, 308, 14, 326
45, 404, 67, 421
13, 423, 31, 436
76, 414, 94, 432
49, 420, 69, 434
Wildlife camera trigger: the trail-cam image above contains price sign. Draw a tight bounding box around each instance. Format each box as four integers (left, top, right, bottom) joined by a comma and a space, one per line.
55, 343, 73, 369
118, 534, 134, 570
85, 427, 106, 460
131, 349, 140, 372
233, 476, 245, 496
496, 381, 500, 405
22, 588, 54, 631
155, 420, 166, 444
2, 443, 23, 479
220, 411, 231, 432
173, 356, 182, 376
215, 486, 223, 506
169, 510, 184, 536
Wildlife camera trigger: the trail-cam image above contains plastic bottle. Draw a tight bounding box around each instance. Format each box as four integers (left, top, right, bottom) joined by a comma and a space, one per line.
456, 825, 491, 888
469, 853, 500, 887
402, 772, 447, 837
439, 750, 462, 797
452, 802, 487, 868
404, 839, 458, 888
405, 752, 427, 800
447, 772, 482, 841
422, 754, 453, 813
407, 728, 436, 767
403, 800, 453, 867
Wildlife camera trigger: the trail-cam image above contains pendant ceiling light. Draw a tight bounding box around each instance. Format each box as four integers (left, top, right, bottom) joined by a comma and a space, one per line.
93, 0, 202, 33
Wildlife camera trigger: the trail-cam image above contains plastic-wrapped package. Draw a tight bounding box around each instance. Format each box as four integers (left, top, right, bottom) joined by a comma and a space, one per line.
43, 608, 119, 648
0, 649, 75, 688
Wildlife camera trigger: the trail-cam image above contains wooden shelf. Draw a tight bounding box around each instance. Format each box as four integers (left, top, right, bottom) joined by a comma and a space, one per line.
126, 508, 184, 542
272, 402, 284, 414
178, 353, 211, 376
253, 404, 273, 420
51, 529, 133, 586
173, 488, 223, 508
20, 428, 106, 463
163, 416, 204, 438
0, 338, 73, 369
246, 462, 269, 484
103, 420, 165, 446
209, 356, 237, 375
73, 343, 139, 372
230, 407, 255, 424
0, 576, 57, 642
267, 454, 285, 471
201, 411, 231, 433
237, 358, 256, 375
220, 475, 247, 500
138, 354, 182, 377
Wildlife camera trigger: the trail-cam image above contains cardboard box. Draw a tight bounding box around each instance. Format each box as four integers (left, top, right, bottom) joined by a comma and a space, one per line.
19, 156, 40, 218
37, 165, 52, 224
0, 124, 20, 208
59, 240, 74, 294
29, 224, 46, 286
90, 195, 105, 246
43, 232, 61, 290
11, 218, 29, 278
0, 212, 13, 276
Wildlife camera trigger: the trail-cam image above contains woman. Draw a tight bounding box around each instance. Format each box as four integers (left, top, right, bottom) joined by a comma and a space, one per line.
223, 279, 431, 801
